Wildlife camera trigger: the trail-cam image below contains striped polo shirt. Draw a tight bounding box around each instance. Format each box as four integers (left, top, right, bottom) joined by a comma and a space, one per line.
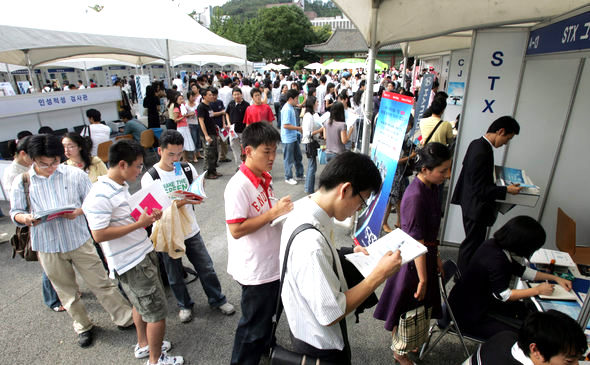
10, 164, 91, 253
83, 176, 153, 278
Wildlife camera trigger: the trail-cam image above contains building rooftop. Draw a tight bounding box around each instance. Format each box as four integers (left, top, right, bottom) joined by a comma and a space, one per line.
305, 28, 401, 53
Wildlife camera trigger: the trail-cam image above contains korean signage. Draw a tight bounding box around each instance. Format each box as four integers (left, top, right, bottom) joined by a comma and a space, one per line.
354, 91, 413, 247
527, 11, 590, 55
0, 87, 121, 118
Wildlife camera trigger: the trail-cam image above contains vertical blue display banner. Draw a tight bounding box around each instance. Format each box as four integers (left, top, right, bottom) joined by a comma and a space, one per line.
415, 73, 435, 121
354, 92, 414, 247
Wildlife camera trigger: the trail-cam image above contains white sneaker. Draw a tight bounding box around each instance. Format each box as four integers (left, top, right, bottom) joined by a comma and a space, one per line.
134, 341, 172, 359
285, 178, 297, 185
216, 302, 236, 315
178, 308, 192, 323
147, 352, 184, 365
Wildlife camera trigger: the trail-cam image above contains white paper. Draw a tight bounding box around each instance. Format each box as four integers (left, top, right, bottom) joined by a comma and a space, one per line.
529, 282, 578, 301
345, 229, 428, 278
269, 197, 308, 227
530, 248, 576, 267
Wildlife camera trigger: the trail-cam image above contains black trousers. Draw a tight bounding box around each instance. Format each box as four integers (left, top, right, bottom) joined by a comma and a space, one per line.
457, 214, 488, 274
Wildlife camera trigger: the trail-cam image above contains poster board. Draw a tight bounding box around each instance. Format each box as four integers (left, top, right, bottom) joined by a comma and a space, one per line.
354, 92, 413, 247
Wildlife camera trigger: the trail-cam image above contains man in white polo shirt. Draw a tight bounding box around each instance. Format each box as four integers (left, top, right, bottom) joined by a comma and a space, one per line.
225, 122, 293, 365
83, 139, 183, 365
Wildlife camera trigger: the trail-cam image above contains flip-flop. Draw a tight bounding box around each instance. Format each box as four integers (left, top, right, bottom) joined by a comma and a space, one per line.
52, 305, 66, 312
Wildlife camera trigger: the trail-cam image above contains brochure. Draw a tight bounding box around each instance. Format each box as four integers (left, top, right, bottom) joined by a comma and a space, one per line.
34, 206, 77, 223
169, 170, 207, 202
128, 182, 172, 222
345, 229, 428, 278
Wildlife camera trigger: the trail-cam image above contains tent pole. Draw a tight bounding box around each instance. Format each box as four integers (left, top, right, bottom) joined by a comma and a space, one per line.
360, 5, 379, 155
83, 61, 90, 86
165, 39, 173, 87
24, 50, 37, 92
401, 43, 408, 90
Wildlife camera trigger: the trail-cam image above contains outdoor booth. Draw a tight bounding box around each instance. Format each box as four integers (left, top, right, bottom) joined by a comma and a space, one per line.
442, 6, 590, 249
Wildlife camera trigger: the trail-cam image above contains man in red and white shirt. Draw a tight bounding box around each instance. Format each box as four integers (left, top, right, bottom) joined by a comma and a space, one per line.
224, 122, 292, 365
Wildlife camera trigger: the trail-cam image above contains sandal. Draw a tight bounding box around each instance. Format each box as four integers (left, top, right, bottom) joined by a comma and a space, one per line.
52, 305, 66, 312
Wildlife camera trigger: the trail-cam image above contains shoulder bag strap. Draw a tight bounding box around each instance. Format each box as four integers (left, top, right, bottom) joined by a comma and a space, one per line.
424, 119, 444, 145
271, 223, 351, 361
22, 172, 31, 213
179, 162, 194, 185
146, 166, 160, 181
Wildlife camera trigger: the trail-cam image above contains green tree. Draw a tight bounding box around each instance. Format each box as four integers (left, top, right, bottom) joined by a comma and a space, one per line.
312, 25, 332, 44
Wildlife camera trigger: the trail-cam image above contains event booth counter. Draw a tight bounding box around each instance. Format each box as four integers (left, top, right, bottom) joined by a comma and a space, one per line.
441, 7, 590, 249
0, 87, 121, 142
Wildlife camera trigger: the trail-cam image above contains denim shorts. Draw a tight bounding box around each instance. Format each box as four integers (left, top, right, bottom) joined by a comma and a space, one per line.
117, 251, 167, 323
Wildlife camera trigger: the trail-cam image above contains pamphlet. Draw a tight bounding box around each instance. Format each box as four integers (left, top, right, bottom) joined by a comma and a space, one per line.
33, 206, 77, 223
530, 282, 578, 301
168, 170, 207, 202
128, 182, 172, 222
495, 166, 539, 190
530, 248, 576, 267
345, 229, 428, 278
269, 196, 308, 227
217, 125, 230, 142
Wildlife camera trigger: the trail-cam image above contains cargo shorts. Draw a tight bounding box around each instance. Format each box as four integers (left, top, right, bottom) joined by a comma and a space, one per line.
117, 251, 167, 323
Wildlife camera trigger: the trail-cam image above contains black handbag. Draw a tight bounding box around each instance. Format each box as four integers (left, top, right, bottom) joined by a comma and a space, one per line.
269, 224, 350, 365
406, 118, 444, 175
305, 138, 320, 158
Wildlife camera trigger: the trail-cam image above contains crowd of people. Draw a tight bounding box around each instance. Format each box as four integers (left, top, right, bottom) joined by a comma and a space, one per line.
2, 64, 588, 365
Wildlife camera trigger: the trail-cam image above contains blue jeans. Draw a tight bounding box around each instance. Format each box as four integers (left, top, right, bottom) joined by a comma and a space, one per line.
159, 232, 226, 309
230, 280, 280, 365
42, 271, 61, 308
189, 124, 202, 151
305, 154, 317, 194
326, 152, 337, 163
283, 141, 304, 180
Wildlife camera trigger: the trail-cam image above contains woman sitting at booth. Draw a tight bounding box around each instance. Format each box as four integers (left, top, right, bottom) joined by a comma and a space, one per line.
448, 216, 573, 340
62, 132, 107, 183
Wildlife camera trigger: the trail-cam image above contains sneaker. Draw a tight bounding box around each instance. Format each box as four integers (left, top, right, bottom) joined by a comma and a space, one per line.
134, 340, 172, 359
216, 302, 236, 315
179, 308, 192, 323
78, 329, 93, 348
219, 158, 232, 163
285, 178, 297, 185
295, 176, 305, 181
146, 352, 184, 365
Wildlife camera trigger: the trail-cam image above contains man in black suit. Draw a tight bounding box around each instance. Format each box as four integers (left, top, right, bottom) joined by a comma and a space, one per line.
451, 116, 522, 272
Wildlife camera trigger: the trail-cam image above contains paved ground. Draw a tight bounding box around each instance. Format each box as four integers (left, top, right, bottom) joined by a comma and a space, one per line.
0, 142, 476, 364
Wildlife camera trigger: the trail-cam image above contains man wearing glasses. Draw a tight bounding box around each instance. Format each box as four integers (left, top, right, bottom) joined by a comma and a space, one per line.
278, 151, 402, 364
10, 134, 133, 348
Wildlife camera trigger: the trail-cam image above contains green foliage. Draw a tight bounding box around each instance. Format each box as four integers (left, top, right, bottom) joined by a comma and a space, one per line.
293, 60, 309, 71
218, 0, 342, 19
305, 0, 342, 17
210, 4, 325, 66
312, 25, 332, 44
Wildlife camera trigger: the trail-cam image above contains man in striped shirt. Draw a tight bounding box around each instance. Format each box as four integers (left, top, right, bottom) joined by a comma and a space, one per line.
279, 152, 402, 364
10, 134, 133, 348
83, 140, 183, 365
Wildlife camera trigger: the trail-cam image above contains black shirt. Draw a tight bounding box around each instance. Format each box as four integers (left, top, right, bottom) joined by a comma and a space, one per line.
197, 102, 216, 136
226, 100, 249, 133
210, 100, 225, 128
469, 331, 521, 365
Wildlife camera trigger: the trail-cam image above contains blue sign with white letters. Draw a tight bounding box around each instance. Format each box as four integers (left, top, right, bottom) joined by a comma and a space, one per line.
527, 11, 590, 55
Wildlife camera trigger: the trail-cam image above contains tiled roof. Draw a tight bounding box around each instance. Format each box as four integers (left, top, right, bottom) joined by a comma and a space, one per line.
305, 29, 401, 53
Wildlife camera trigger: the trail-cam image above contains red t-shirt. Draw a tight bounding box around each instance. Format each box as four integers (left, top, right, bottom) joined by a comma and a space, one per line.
243, 104, 275, 125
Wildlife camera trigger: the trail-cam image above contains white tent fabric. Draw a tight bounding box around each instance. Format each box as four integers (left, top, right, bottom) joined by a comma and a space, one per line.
402, 31, 473, 57
0, 0, 246, 67
38, 57, 140, 70
332, 0, 590, 48
304, 62, 325, 70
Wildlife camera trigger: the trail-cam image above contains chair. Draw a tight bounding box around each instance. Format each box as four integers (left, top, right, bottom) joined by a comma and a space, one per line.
73, 125, 86, 134
140, 129, 155, 150
0, 140, 12, 160
52, 128, 68, 137
556, 208, 590, 265
115, 134, 133, 141
97, 140, 113, 164
419, 260, 484, 360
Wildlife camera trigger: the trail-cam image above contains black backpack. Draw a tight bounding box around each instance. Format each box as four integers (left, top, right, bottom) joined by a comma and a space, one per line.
146, 162, 193, 185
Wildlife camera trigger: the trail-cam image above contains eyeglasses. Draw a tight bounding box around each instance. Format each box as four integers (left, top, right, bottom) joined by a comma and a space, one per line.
63, 144, 78, 150
35, 159, 60, 169
358, 193, 368, 211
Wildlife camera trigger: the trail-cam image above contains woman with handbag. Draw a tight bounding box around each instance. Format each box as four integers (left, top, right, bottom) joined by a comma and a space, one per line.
373, 142, 452, 365
301, 96, 322, 194
321, 102, 354, 163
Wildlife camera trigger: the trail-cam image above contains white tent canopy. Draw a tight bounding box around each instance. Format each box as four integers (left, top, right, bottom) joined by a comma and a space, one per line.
333, 0, 589, 48
38, 57, 140, 70
0, 0, 246, 68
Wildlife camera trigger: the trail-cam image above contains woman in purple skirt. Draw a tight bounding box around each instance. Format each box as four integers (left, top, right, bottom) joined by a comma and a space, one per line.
373, 142, 452, 365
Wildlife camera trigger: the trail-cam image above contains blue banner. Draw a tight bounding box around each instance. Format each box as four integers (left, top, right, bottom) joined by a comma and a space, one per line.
354, 92, 414, 247
415, 73, 435, 121
47, 68, 76, 73
527, 11, 590, 55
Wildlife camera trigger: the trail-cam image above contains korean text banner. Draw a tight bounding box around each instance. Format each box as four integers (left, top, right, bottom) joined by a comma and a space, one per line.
354, 92, 413, 247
